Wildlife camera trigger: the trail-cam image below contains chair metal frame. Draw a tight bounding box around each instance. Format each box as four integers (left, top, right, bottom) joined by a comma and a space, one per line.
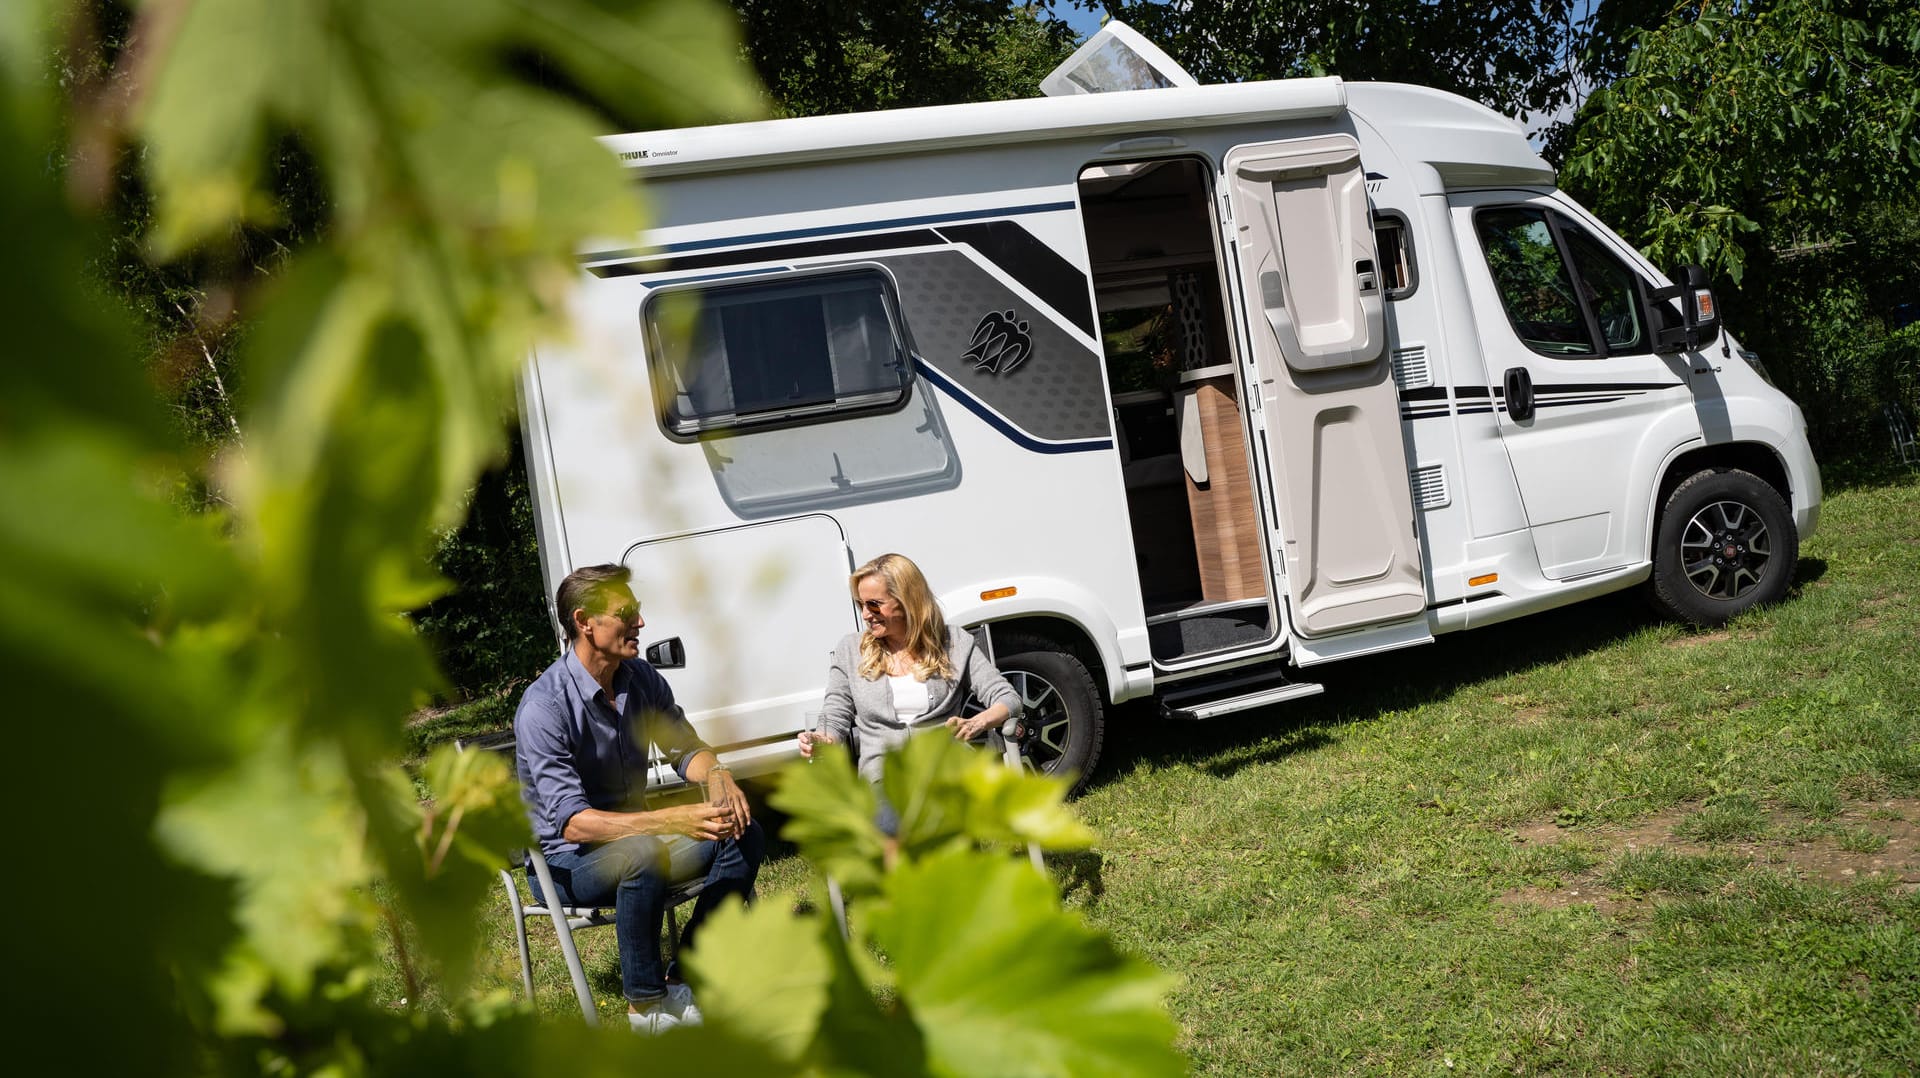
498, 845, 706, 1026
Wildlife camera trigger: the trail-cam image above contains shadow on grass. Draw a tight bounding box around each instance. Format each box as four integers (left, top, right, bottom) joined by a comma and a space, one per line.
1082, 588, 1666, 795
1053, 848, 1106, 904
1812, 452, 1919, 495
1788, 556, 1829, 598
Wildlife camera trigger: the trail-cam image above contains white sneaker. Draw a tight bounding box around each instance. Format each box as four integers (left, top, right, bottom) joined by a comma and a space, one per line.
627, 1001, 682, 1034
663, 982, 703, 1025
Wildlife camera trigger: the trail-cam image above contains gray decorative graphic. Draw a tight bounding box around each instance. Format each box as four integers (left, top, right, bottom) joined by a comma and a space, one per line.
963, 309, 1034, 375
873, 250, 1109, 442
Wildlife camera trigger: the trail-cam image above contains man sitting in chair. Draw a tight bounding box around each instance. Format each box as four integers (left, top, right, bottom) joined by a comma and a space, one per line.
515, 563, 764, 1033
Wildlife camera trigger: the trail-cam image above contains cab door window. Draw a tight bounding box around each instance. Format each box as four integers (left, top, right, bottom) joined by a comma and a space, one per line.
1564, 229, 1648, 353
1475, 206, 1653, 359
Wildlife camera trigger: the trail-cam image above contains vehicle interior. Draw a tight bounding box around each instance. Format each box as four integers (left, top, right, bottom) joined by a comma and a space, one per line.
1077, 157, 1277, 663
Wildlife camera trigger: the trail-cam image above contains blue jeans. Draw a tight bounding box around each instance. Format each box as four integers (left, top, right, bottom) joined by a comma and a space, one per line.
535, 821, 764, 1003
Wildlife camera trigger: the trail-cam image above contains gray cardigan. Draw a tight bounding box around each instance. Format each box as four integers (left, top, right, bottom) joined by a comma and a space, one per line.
819, 625, 1023, 783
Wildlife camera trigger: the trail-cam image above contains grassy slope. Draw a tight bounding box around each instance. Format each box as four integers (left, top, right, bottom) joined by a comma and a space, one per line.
1071, 471, 1918, 1074
397, 471, 1918, 1071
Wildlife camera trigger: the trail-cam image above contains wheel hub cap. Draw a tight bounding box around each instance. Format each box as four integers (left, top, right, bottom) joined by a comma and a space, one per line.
1680, 499, 1772, 602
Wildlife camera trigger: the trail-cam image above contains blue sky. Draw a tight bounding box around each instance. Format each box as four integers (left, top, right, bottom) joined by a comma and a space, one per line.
1055, 2, 1107, 40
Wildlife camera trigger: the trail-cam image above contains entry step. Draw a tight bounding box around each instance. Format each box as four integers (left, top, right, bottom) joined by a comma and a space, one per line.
1162, 679, 1325, 721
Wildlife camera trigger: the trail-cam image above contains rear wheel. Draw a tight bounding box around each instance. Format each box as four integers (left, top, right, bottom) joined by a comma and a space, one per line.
994, 635, 1104, 795
1649, 467, 1797, 626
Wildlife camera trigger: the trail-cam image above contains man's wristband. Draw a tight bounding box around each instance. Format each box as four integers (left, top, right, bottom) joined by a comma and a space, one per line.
706, 762, 732, 776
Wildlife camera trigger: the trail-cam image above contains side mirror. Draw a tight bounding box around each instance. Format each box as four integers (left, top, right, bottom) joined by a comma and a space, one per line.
1652, 263, 1722, 352
644, 637, 686, 669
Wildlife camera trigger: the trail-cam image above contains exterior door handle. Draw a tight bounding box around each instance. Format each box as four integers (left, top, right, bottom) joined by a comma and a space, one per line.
1504, 366, 1535, 422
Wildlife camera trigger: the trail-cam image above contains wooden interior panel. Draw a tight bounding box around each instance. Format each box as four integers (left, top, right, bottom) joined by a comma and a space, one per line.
1183, 374, 1266, 601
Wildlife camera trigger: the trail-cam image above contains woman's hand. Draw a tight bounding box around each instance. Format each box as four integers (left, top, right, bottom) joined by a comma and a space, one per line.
946, 706, 1006, 742
797, 728, 837, 759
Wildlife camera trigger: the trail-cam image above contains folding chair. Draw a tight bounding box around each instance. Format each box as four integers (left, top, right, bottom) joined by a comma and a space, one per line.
1888, 402, 1917, 465
460, 734, 708, 1025
497, 845, 705, 1026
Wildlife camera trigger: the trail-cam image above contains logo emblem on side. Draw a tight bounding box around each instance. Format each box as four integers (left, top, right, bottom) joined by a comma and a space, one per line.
963, 309, 1033, 375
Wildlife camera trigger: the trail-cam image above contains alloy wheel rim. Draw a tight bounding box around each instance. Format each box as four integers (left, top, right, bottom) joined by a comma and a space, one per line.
1679, 498, 1772, 601
1003, 669, 1070, 773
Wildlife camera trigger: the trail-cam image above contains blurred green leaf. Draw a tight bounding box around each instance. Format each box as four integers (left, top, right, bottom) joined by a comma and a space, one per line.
890, 732, 1096, 858
870, 848, 1183, 1078
885, 731, 979, 860
960, 756, 1098, 852
380, 746, 532, 994
770, 742, 888, 896
156, 727, 375, 1015
683, 892, 829, 1064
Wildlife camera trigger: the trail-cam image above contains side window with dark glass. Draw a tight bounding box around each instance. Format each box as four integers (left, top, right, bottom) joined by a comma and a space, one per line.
1475, 206, 1660, 359
1373, 213, 1417, 299
1564, 228, 1649, 355
644, 268, 913, 437
1476, 207, 1595, 356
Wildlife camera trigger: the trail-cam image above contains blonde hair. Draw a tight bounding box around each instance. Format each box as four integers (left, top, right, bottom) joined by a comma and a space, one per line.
852, 553, 954, 681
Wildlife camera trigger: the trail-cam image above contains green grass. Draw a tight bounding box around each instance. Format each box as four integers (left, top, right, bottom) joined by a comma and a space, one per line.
1058, 469, 1919, 1074
387, 469, 1920, 1071
406, 691, 520, 760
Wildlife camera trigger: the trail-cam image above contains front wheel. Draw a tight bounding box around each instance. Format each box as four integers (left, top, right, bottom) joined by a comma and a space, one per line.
994, 636, 1104, 796
1649, 467, 1798, 626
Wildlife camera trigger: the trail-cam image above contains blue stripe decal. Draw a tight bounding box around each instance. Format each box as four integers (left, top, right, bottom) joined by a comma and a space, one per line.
914, 360, 1112, 456
585, 201, 1078, 261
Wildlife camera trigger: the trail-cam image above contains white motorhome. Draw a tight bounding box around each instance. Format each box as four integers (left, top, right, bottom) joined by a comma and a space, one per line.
520, 28, 1820, 789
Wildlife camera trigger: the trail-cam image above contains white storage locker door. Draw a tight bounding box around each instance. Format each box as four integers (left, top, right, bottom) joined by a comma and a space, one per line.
622, 514, 855, 758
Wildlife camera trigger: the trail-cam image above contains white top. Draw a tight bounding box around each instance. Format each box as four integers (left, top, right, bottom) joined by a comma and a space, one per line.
887, 675, 931, 724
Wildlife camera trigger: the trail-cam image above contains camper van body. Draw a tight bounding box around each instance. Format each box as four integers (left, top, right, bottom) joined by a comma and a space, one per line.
520, 77, 1821, 783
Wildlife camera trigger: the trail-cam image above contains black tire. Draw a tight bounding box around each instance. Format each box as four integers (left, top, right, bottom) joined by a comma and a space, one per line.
1649, 467, 1798, 626
994, 634, 1105, 796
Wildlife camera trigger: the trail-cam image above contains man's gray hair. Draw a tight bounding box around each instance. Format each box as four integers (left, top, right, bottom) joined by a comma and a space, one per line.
555, 563, 632, 641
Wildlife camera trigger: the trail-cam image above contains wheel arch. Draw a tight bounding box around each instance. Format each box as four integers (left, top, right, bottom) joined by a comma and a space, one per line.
1648, 441, 1791, 540
982, 616, 1110, 702
939, 578, 1127, 704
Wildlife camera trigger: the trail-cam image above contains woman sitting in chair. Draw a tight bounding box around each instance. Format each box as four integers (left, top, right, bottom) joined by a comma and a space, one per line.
797, 552, 1022, 831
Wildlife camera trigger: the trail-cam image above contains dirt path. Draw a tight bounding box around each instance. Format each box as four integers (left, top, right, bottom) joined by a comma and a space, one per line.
1497, 798, 1920, 915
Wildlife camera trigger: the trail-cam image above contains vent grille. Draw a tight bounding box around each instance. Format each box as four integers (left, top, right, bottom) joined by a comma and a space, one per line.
1411, 463, 1450, 510
1391, 345, 1431, 390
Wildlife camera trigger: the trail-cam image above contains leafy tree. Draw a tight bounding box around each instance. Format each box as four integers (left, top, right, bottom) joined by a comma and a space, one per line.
6, 0, 1178, 1072
734, 0, 1077, 116
413, 436, 556, 704
1560, 0, 1920, 454
1097, 0, 1585, 130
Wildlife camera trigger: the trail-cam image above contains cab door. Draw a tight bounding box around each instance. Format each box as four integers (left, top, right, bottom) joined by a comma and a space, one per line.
1449, 191, 1697, 579
1224, 134, 1427, 639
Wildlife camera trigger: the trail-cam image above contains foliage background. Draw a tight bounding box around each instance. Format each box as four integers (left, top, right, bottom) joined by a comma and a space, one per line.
15, 1, 1916, 1072
11, 2, 1179, 1074
86, 2, 1920, 709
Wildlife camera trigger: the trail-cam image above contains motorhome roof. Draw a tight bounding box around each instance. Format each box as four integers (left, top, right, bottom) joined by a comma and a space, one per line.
601, 77, 1553, 191
603, 78, 1348, 177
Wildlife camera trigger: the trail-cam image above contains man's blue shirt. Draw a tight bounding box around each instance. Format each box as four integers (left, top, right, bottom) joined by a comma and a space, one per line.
514, 649, 712, 857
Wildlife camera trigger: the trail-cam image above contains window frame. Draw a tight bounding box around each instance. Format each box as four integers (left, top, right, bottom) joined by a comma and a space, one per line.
640, 263, 917, 440
1471, 204, 1660, 361
1371, 210, 1419, 301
